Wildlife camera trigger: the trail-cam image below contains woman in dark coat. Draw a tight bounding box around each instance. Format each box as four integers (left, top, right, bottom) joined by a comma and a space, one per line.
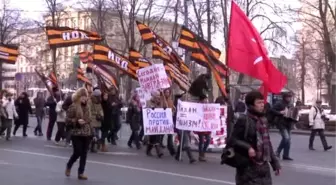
127, 92, 142, 149
100, 92, 112, 152
229, 91, 280, 185
13, 92, 32, 137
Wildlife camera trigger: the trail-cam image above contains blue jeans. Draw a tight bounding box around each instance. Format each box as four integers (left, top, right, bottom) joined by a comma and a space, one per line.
198, 133, 211, 153
34, 116, 43, 134
93, 127, 101, 140
277, 128, 291, 157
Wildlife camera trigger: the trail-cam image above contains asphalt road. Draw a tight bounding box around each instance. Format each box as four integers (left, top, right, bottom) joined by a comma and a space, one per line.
0, 118, 335, 185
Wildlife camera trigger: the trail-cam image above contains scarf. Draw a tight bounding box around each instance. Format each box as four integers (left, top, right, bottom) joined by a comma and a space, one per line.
247, 108, 271, 163
255, 116, 271, 162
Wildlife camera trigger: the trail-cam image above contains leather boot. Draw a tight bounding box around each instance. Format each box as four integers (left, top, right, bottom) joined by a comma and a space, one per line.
186, 148, 196, 164
155, 145, 163, 158
146, 145, 153, 156
101, 144, 108, 152
78, 174, 88, 180
199, 152, 206, 162
175, 146, 181, 161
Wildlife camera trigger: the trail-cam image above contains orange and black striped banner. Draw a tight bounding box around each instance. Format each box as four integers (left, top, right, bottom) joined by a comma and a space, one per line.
178, 26, 228, 77
164, 62, 191, 91
46, 26, 103, 48
0, 44, 19, 64
128, 48, 152, 68
152, 43, 190, 75
87, 62, 119, 90
93, 44, 138, 80
48, 72, 58, 87
78, 51, 93, 63
136, 21, 190, 74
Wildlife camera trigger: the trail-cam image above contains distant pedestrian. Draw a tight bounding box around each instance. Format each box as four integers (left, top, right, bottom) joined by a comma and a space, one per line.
45, 87, 60, 140
13, 92, 32, 137
55, 94, 66, 144
34, 92, 45, 136
308, 99, 332, 151
0, 92, 18, 140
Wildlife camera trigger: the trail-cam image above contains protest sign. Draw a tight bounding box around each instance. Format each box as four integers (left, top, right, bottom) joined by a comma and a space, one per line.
174, 105, 228, 149
176, 100, 221, 132
135, 87, 151, 107
137, 63, 170, 92
142, 108, 174, 135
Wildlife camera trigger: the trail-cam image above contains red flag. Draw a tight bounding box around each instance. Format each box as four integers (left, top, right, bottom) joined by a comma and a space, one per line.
227, 1, 286, 93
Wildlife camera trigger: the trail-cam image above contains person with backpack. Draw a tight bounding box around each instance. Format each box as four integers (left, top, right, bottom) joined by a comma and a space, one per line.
222, 91, 280, 185
308, 99, 332, 151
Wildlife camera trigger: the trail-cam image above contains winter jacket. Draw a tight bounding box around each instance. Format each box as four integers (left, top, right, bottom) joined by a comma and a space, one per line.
101, 98, 113, 131
229, 109, 280, 171
15, 97, 32, 119
309, 106, 326, 130
45, 96, 57, 119
127, 101, 142, 131
2, 99, 18, 120
90, 96, 103, 128
56, 100, 66, 122
34, 97, 45, 118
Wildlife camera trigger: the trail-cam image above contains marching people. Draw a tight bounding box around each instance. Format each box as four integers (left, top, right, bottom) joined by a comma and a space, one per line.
13, 92, 32, 137
0, 92, 18, 141
108, 88, 123, 145
89, 89, 104, 153
229, 91, 280, 185
65, 88, 92, 180
145, 90, 164, 158
127, 90, 142, 149
34, 92, 45, 136
308, 99, 332, 151
101, 92, 112, 152
55, 94, 66, 144
175, 74, 211, 164
272, 92, 296, 161
46, 87, 60, 141
160, 88, 176, 156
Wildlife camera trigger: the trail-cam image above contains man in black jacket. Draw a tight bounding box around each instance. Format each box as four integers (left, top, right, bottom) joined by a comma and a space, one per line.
272, 93, 295, 160
230, 91, 280, 185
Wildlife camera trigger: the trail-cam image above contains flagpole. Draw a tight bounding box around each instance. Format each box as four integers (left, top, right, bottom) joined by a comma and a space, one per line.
225, 0, 234, 95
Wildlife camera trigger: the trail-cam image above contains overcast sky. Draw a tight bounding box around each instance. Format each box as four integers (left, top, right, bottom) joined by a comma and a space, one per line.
9, 0, 301, 58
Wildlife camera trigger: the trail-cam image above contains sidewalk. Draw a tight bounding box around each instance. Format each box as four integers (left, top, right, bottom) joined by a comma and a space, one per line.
269, 129, 336, 137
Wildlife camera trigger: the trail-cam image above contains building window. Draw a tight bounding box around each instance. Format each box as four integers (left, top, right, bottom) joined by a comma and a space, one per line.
80, 18, 84, 29
86, 18, 90, 29
67, 19, 71, 27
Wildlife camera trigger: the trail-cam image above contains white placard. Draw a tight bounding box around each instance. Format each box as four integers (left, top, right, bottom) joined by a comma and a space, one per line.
142, 108, 175, 135
137, 64, 170, 92
176, 100, 221, 132
135, 87, 151, 108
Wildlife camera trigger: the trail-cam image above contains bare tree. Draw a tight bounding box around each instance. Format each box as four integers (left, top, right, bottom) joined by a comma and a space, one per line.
109, 0, 172, 99
0, 0, 32, 88
295, 0, 336, 113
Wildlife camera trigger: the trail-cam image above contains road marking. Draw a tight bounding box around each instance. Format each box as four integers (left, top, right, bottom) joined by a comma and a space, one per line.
0, 160, 9, 165
44, 145, 138, 156
1, 148, 234, 184
207, 154, 336, 174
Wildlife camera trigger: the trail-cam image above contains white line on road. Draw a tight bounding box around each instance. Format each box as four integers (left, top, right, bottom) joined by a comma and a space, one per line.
0, 148, 235, 185
207, 155, 336, 174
